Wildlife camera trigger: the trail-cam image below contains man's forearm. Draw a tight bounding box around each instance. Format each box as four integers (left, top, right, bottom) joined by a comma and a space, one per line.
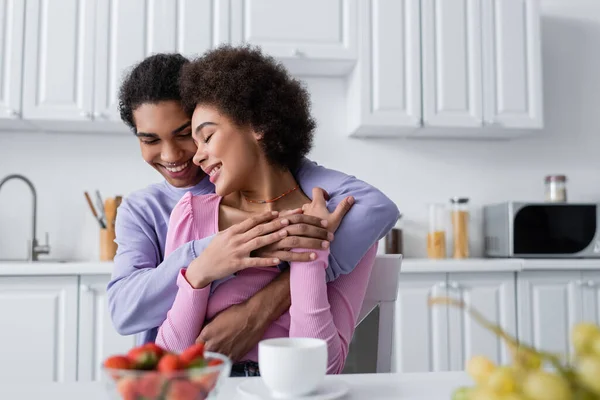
244, 269, 292, 326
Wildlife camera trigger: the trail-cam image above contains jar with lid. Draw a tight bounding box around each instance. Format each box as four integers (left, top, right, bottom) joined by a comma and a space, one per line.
427, 203, 446, 259
385, 215, 403, 255
450, 197, 469, 259
545, 175, 567, 203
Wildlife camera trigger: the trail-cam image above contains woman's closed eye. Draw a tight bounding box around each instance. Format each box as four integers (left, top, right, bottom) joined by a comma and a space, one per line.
203, 132, 214, 144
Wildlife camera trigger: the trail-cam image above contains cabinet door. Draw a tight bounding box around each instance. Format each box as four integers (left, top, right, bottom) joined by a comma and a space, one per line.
22, 0, 95, 121
347, 0, 421, 137
0, 276, 78, 382
94, 0, 224, 124
421, 0, 483, 127
517, 271, 583, 359
482, 0, 543, 128
0, 0, 24, 121
229, 0, 357, 75
78, 275, 136, 382
392, 274, 449, 372
447, 272, 517, 370
581, 271, 600, 325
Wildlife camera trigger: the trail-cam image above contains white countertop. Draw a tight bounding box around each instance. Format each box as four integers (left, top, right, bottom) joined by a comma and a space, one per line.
1, 256, 600, 276
0, 371, 471, 400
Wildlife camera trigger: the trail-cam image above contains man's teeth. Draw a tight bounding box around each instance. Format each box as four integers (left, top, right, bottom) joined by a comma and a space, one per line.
165, 161, 189, 173
209, 165, 221, 176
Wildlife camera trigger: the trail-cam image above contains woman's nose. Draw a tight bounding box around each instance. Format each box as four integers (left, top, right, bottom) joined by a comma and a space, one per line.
192, 144, 207, 166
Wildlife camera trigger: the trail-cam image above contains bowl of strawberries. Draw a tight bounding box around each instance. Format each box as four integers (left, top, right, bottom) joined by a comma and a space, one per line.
102, 342, 231, 400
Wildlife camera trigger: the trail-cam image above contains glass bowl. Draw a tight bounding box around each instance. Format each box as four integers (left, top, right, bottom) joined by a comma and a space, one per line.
103, 351, 232, 400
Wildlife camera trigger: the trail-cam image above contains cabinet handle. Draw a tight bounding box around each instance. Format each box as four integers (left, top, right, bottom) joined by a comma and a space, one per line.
586, 281, 596, 288
81, 285, 93, 293
292, 48, 306, 57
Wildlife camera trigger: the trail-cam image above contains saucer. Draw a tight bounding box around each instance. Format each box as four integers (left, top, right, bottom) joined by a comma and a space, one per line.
237, 379, 349, 400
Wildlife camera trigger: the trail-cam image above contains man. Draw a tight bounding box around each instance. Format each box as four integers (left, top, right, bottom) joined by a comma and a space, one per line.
107, 52, 399, 362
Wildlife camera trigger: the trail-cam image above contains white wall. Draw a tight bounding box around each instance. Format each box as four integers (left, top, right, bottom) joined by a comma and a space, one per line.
1, 0, 600, 261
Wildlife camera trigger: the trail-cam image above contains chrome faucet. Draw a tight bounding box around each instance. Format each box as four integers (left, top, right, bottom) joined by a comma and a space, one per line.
0, 174, 50, 261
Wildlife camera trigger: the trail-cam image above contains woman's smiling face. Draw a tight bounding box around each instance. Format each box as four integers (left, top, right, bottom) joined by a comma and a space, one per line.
191, 104, 262, 197
133, 100, 205, 188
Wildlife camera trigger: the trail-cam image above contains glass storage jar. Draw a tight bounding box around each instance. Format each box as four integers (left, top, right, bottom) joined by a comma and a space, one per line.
450, 197, 470, 259
427, 203, 447, 259
545, 175, 567, 203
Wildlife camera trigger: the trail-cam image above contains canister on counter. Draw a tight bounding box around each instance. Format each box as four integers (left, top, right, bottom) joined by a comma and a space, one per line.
385, 216, 403, 254
427, 203, 447, 259
450, 197, 470, 259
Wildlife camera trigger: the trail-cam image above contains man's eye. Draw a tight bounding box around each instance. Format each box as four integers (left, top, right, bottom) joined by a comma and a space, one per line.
142, 139, 159, 145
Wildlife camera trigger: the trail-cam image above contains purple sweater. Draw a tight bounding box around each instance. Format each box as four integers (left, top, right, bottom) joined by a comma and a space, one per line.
107, 158, 399, 344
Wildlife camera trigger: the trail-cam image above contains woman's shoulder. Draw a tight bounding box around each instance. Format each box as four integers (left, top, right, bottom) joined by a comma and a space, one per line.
170, 193, 221, 237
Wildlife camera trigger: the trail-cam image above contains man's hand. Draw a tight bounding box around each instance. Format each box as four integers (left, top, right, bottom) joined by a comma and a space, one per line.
196, 268, 293, 361
196, 303, 266, 362
253, 196, 354, 262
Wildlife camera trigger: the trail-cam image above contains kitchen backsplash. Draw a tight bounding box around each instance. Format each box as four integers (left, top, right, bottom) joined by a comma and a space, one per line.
2, 1, 600, 260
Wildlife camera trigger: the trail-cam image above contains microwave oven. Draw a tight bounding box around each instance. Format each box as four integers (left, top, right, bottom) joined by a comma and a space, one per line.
483, 202, 600, 258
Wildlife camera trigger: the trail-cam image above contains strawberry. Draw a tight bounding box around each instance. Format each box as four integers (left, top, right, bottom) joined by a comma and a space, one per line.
207, 359, 223, 367
158, 354, 184, 373
116, 377, 138, 400
103, 355, 133, 370
179, 342, 205, 365
128, 346, 159, 370
166, 380, 201, 400
142, 342, 166, 358
187, 357, 207, 369
137, 372, 163, 398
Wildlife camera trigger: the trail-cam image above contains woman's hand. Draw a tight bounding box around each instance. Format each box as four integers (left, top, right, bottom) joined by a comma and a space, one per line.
185, 211, 290, 288
302, 188, 354, 233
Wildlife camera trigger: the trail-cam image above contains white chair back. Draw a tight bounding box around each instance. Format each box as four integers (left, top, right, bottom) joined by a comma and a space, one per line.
356, 254, 402, 373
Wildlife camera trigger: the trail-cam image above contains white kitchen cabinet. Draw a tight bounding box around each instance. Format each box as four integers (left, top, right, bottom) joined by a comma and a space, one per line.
447, 272, 516, 370
228, 0, 358, 76
0, 276, 78, 382
77, 275, 136, 382
421, 0, 483, 128
347, 0, 422, 137
482, 0, 543, 128
0, 0, 29, 129
392, 273, 449, 373
93, 0, 223, 126
517, 271, 583, 359
21, 0, 96, 122
581, 271, 600, 325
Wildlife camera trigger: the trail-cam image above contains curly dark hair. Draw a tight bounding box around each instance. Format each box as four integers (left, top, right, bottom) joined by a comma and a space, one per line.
179, 45, 316, 172
118, 53, 189, 131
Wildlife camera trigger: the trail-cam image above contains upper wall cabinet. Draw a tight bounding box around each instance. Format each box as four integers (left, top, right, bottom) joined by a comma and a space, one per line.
228, 0, 358, 76
347, 0, 422, 137
348, 0, 543, 138
20, 0, 226, 133
0, 0, 31, 130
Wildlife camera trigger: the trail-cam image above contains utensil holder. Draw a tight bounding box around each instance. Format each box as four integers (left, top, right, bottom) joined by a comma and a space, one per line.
100, 228, 117, 261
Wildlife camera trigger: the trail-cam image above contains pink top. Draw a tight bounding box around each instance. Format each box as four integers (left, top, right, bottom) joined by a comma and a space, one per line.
155, 192, 377, 374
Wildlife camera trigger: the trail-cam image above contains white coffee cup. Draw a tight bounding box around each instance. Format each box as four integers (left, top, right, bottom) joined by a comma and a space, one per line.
258, 337, 327, 398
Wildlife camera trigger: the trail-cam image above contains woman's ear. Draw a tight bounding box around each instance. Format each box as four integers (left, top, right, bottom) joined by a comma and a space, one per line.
253, 130, 264, 141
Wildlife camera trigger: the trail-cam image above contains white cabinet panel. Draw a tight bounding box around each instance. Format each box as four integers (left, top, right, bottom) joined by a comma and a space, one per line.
176, 0, 229, 57
0, 276, 78, 382
229, 0, 357, 75
447, 273, 516, 370
78, 275, 136, 382
347, 0, 421, 137
581, 271, 600, 325
392, 274, 449, 372
517, 271, 583, 359
422, 0, 483, 127
0, 0, 25, 124
22, 0, 95, 121
482, 0, 543, 128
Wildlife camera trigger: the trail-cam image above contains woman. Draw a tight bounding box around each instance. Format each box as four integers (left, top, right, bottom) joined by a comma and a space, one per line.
155, 45, 378, 374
